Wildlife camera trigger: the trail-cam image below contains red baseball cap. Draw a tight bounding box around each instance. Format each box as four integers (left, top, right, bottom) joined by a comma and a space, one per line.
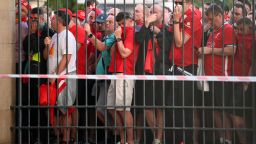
16, 0, 32, 11
91, 8, 102, 16
72, 10, 86, 21
58, 8, 73, 20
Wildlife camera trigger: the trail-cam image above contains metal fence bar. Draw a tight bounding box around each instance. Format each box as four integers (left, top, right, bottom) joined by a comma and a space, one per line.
11, 0, 256, 144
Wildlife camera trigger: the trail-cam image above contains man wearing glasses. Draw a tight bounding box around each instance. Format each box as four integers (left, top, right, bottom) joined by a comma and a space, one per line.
170, 0, 202, 144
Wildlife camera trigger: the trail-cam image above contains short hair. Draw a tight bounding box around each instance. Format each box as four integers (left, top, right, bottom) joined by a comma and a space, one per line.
237, 0, 251, 11
236, 17, 253, 26
135, 4, 150, 17
31, 7, 44, 15
223, 4, 229, 12
54, 10, 70, 26
116, 12, 132, 22
86, 0, 98, 6
204, 2, 211, 6
234, 3, 247, 16
206, 4, 223, 16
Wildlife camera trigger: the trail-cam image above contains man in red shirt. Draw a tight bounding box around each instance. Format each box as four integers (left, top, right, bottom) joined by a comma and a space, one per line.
228, 17, 254, 144
197, 4, 236, 144
107, 12, 136, 144
171, 0, 202, 143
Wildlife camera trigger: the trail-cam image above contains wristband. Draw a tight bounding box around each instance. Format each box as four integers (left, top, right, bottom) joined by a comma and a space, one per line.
173, 20, 179, 24
88, 33, 93, 38
116, 38, 122, 42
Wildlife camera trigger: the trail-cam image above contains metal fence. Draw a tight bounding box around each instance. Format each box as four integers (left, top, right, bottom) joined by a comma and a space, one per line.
13, 0, 256, 144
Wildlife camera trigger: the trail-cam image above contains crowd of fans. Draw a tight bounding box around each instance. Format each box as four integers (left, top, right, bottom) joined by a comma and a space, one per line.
15, 0, 256, 144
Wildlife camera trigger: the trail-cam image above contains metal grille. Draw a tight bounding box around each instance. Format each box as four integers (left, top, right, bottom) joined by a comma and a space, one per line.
13, 0, 256, 144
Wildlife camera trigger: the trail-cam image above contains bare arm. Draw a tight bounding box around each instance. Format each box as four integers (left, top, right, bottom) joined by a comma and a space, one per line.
43, 37, 51, 60
116, 40, 132, 58
89, 34, 106, 51
84, 23, 106, 51
198, 46, 236, 56
56, 54, 72, 74
173, 23, 191, 48
114, 26, 132, 58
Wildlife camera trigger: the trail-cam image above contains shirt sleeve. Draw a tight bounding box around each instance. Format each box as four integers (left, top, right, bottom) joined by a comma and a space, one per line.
183, 15, 201, 37
77, 27, 85, 44
224, 26, 236, 46
62, 33, 76, 55
123, 28, 134, 52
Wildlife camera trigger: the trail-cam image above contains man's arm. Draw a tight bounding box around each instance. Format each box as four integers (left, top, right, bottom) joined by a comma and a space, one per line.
84, 23, 106, 51
116, 39, 132, 58
173, 23, 191, 48
56, 54, 72, 74
43, 37, 51, 60
173, 6, 191, 48
197, 45, 236, 56
115, 26, 132, 58
89, 34, 107, 51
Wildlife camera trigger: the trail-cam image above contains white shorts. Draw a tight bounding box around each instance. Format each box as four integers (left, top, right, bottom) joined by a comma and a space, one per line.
57, 71, 77, 113
107, 78, 134, 111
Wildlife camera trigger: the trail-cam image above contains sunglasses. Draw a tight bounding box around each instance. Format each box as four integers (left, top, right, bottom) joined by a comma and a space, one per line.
29, 16, 39, 22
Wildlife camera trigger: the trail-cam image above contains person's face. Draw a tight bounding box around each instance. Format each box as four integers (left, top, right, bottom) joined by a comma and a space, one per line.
203, 4, 210, 21
204, 4, 210, 13
117, 18, 133, 27
164, 8, 170, 25
174, 0, 189, 12
236, 24, 251, 35
105, 15, 115, 32
245, 4, 251, 14
233, 7, 243, 23
29, 14, 40, 32
134, 4, 144, 23
50, 15, 58, 31
96, 22, 105, 31
88, 11, 96, 24
150, 5, 162, 23
207, 13, 222, 28
18, 5, 28, 18
88, 3, 96, 10
107, 8, 120, 16
247, 11, 253, 20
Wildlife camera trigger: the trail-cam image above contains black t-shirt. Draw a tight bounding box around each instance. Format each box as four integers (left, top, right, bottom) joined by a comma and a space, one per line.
23, 24, 55, 74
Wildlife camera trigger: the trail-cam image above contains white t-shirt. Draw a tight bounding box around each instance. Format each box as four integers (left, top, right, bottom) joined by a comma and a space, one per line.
48, 29, 76, 75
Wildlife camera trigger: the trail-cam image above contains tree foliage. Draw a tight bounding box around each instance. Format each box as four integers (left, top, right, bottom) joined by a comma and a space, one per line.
47, 0, 84, 12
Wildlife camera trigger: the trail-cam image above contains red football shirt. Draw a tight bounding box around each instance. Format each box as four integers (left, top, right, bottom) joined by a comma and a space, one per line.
234, 34, 255, 76
204, 24, 236, 76
69, 24, 87, 74
77, 31, 102, 74
108, 27, 137, 74
169, 8, 202, 67
69, 24, 85, 44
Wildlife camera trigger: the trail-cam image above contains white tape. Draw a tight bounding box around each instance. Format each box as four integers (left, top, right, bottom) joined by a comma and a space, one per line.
0, 74, 255, 82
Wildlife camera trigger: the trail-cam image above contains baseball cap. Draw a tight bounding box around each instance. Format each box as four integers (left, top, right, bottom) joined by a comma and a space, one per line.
16, 0, 32, 11
72, 10, 86, 21
58, 8, 73, 20
91, 8, 102, 16
96, 13, 108, 23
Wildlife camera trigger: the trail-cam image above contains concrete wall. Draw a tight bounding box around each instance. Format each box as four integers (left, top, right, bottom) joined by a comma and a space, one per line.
0, 0, 15, 144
